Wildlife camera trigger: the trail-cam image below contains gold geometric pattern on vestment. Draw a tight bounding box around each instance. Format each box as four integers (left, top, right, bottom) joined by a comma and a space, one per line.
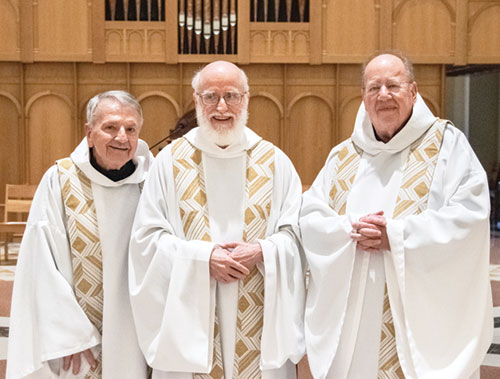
328, 142, 361, 215
57, 158, 104, 378
327, 121, 446, 378
172, 138, 274, 379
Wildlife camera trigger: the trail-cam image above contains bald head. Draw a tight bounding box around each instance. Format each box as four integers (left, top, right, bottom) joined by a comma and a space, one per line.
362, 52, 414, 87
192, 61, 249, 94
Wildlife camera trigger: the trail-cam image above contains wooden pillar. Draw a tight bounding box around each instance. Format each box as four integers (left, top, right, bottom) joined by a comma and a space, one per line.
455, 0, 468, 65
165, 0, 178, 63
92, 0, 106, 63
20, 1, 34, 63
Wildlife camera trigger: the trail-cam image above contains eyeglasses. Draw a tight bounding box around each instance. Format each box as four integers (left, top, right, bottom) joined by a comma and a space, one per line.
197, 92, 247, 106
364, 81, 411, 96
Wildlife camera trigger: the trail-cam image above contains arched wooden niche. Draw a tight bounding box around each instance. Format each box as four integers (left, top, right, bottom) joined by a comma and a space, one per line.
138, 92, 180, 155
0, 93, 22, 201
248, 92, 283, 148
393, 0, 454, 58
287, 94, 334, 186
26, 93, 73, 184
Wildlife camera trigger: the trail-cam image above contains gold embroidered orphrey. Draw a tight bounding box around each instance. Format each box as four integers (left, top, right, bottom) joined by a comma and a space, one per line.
171, 137, 275, 379
57, 158, 103, 379
328, 120, 446, 378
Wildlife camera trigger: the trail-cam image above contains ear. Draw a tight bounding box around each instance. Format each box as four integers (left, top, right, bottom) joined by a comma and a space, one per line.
85, 123, 94, 147
193, 92, 198, 106
410, 82, 418, 103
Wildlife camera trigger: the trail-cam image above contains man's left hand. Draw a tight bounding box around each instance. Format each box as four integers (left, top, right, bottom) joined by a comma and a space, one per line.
350, 211, 391, 252
219, 241, 264, 272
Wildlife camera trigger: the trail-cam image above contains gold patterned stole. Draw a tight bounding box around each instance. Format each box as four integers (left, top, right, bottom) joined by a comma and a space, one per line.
171, 137, 275, 379
328, 120, 446, 378
57, 158, 103, 379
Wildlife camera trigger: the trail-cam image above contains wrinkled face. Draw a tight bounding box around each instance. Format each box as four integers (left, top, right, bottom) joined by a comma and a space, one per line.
362, 54, 417, 142
86, 99, 142, 170
194, 62, 248, 144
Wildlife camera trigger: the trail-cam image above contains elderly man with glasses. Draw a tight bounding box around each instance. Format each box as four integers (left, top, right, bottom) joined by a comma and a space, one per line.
129, 61, 305, 379
300, 52, 492, 379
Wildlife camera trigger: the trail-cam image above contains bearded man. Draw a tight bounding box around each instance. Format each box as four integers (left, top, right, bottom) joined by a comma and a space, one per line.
129, 61, 305, 379
7, 91, 152, 378
300, 52, 492, 379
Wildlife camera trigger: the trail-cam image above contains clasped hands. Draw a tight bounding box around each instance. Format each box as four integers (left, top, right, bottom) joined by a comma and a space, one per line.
350, 210, 390, 252
209, 241, 263, 283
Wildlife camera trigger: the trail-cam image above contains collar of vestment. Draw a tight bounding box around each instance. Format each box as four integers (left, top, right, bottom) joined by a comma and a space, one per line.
69, 137, 152, 187
89, 148, 136, 182
183, 126, 262, 158
352, 93, 439, 155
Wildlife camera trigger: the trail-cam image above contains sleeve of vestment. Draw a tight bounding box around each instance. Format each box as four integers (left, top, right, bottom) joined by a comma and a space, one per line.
128, 148, 215, 373
7, 166, 101, 379
299, 143, 358, 378
384, 126, 492, 378
258, 147, 306, 369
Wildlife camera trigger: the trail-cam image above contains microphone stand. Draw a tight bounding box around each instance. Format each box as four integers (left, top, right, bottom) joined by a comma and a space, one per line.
149, 131, 176, 151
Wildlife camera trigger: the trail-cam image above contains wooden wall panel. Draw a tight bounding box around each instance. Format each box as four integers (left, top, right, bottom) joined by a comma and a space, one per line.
414, 65, 443, 116
288, 97, 333, 185
139, 95, 179, 156
393, 0, 455, 61
0, 61, 445, 192
248, 95, 282, 147
324, 0, 377, 61
468, 3, 500, 63
0, 96, 21, 201
339, 96, 362, 142
35, 0, 90, 60
27, 95, 73, 184
0, 0, 498, 65
0, 0, 19, 59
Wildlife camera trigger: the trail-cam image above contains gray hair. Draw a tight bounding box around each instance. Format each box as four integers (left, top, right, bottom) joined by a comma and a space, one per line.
361, 50, 415, 87
86, 90, 143, 126
191, 65, 249, 93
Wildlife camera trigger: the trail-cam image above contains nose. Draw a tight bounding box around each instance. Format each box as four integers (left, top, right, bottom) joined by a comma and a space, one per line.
216, 96, 228, 112
378, 85, 391, 98
116, 126, 128, 143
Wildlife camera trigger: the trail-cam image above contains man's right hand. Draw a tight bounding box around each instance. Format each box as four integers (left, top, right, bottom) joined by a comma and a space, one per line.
62, 348, 97, 375
209, 245, 250, 283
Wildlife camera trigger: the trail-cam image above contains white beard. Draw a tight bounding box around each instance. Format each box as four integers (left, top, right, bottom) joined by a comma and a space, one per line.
196, 106, 247, 147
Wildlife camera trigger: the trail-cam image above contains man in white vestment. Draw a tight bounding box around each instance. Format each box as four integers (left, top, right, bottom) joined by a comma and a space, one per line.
7, 91, 152, 379
300, 52, 493, 379
129, 61, 305, 379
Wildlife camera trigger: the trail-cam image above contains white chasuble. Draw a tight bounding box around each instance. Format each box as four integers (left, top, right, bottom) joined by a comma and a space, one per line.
7, 138, 152, 379
301, 94, 492, 379
129, 127, 305, 379
171, 137, 273, 379
327, 120, 445, 379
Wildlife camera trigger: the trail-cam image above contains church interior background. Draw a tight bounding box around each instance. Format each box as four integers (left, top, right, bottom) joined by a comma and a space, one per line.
1, 0, 500, 377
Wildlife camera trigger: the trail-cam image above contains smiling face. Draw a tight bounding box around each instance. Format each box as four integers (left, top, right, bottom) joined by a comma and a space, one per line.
86, 98, 142, 170
362, 54, 417, 142
193, 61, 248, 146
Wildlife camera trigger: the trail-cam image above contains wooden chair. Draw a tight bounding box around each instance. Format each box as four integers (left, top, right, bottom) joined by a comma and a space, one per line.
0, 184, 37, 263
